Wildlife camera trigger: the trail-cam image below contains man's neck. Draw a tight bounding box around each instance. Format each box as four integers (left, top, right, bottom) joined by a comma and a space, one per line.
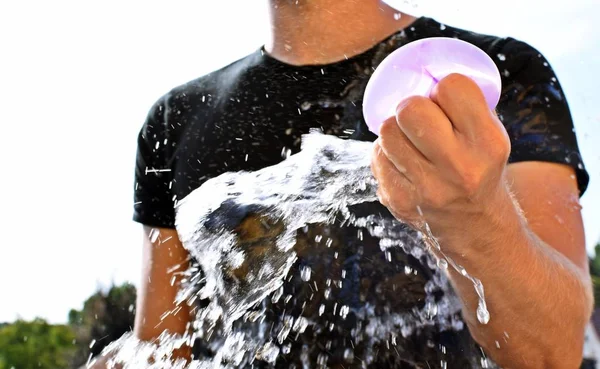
265, 0, 417, 66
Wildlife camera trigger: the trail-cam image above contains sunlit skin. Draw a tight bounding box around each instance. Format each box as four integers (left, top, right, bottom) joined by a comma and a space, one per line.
269, 2, 593, 367
372, 75, 592, 368
93, 1, 592, 368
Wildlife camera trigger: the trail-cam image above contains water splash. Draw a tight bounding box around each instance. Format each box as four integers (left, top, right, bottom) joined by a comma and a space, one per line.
98, 132, 494, 368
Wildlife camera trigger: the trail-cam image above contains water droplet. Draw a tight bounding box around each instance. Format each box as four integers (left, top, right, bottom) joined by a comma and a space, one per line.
343, 348, 355, 363
340, 305, 350, 319
300, 101, 312, 111
300, 265, 312, 281
293, 317, 309, 333
256, 342, 280, 363
149, 228, 159, 243
404, 265, 413, 275
425, 301, 438, 318
477, 304, 490, 324
277, 317, 294, 344
317, 353, 328, 365
319, 304, 325, 316
555, 215, 564, 224
393, 13, 401, 20
272, 286, 284, 303
437, 258, 448, 269
440, 24, 447, 30
497, 53, 506, 61
481, 357, 490, 368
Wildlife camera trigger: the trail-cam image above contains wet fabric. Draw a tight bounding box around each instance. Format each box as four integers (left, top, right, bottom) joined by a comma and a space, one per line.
132, 17, 588, 368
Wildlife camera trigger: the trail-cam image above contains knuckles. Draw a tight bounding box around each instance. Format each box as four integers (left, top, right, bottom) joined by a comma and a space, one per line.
457, 169, 486, 197
395, 96, 432, 124
378, 116, 399, 139
488, 127, 512, 163
435, 73, 478, 98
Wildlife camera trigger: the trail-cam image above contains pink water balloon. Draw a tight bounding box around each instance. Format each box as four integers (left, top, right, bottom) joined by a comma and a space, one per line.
362, 37, 502, 135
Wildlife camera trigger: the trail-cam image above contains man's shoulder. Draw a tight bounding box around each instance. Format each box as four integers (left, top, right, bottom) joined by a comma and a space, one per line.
164, 49, 266, 106
141, 49, 266, 135
420, 18, 541, 72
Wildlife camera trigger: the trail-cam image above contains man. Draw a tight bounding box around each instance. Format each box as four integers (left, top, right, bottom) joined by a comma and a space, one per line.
127, 1, 592, 368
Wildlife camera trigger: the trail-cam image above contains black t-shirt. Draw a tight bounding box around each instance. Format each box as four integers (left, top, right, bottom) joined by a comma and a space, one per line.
133, 17, 589, 368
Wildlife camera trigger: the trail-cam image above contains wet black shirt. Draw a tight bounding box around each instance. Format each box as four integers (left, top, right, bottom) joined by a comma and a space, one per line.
133, 17, 589, 368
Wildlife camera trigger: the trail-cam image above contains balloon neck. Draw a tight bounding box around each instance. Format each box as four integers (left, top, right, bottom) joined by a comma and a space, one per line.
422, 67, 439, 84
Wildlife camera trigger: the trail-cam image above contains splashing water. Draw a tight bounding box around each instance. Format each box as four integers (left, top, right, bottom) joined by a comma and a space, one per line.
99, 131, 492, 368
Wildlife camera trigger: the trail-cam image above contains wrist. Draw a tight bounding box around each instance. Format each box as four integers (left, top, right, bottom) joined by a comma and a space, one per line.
431, 181, 527, 260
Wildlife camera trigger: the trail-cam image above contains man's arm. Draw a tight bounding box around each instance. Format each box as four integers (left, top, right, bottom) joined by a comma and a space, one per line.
440, 162, 592, 369
134, 226, 193, 360
88, 227, 192, 368
371, 74, 592, 369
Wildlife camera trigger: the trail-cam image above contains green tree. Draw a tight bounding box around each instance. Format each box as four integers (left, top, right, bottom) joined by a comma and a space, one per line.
0, 318, 75, 369
69, 283, 137, 367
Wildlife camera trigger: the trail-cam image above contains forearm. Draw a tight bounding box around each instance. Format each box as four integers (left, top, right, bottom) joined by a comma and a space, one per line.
436, 186, 593, 369
134, 227, 194, 362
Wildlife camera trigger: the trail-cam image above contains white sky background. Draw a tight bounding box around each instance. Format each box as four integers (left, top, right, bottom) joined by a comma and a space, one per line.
0, 0, 598, 324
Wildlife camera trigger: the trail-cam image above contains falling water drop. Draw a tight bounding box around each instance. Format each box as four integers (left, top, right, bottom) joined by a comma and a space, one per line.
256, 342, 280, 363
343, 348, 355, 363
300, 265, 312, 282
272, 286, 284, 303
477, 303, 490, 325
149, 228, 159, 243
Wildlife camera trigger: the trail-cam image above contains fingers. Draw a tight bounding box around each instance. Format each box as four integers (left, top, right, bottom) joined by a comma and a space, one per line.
395, 95, 459, 165
371, 141, 416, 214
378, 116, 432, 184
429, 73, 496, 138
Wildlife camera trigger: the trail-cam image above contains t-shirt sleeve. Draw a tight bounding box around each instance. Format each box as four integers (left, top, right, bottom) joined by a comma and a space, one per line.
494, 37, 589, 196
133, 96, 176, 228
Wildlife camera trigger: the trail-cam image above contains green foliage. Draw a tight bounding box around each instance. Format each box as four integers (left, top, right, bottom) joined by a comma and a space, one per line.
69, 283, 137, 367
0, 283, 137, 369
0, 318, 75, 369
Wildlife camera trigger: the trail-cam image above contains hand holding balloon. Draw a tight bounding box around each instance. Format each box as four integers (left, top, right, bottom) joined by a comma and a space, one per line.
363, 37, 502, 134
366, 38, 511, 248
